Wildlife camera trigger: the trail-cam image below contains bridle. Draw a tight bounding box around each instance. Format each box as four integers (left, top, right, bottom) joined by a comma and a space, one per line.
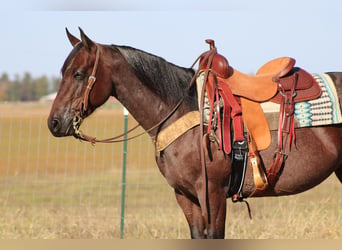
72, 43, 186, 144
72, 42, 101, 142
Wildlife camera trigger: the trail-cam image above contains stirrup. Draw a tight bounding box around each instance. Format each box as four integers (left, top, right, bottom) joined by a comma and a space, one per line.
250, 155, 268, 190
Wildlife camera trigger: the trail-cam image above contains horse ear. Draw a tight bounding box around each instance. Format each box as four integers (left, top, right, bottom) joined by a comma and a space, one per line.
79, 27, 95, 51
65, 28, 80, 47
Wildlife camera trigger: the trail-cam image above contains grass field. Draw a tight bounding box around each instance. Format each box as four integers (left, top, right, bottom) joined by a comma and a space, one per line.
0, 102, 342, 239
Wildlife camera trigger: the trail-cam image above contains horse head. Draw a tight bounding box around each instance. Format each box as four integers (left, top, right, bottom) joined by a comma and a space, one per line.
48, 28, 113, 137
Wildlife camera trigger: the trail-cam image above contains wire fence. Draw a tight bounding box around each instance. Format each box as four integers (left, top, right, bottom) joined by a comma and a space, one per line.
0, 102, 187, 239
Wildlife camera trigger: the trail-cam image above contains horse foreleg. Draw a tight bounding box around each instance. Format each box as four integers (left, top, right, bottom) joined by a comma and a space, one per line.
174, 189, 206, 239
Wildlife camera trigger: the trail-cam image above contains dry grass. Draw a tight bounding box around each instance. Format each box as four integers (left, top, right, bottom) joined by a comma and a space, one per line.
0, 102, 342, 239
226, 177, 342, 239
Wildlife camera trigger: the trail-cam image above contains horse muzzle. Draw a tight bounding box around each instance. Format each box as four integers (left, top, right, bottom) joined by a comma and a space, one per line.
47, 114, 77, 137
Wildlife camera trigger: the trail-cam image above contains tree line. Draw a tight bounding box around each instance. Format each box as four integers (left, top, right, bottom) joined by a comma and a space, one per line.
0, 72, 61, 102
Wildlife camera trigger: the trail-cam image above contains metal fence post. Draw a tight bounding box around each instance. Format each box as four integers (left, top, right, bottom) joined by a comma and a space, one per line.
120, 107, 129, 239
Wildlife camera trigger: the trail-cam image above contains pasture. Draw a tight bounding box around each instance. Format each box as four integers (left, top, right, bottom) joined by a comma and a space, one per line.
0, 102, 342, 239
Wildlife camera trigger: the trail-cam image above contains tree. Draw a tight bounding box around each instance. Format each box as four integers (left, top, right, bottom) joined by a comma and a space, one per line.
0, 72, 61, 102
34, 76, 49, 100
19, 72, 34, 101
7, 74, 20, 101
0, 73, 9, 101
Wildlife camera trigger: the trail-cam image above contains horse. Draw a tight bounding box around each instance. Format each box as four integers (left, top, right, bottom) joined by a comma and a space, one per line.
47, 28, 342, 239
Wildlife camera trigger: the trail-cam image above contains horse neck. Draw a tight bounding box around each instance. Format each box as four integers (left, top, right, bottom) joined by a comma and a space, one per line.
116, 78, 170, 134
106, 47, 194, 135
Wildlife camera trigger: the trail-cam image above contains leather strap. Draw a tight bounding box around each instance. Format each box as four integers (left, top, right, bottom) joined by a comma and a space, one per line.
218, 81, 244, 148
266, 73, 298, 186
251, 73, 299, 191
78, 43, 101, 116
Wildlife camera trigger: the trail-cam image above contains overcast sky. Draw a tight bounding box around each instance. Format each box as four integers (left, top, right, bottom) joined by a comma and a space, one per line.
1, 0, 341, 78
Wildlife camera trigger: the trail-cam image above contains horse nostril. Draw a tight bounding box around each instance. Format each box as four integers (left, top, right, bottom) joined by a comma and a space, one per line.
51, 118, 61, 132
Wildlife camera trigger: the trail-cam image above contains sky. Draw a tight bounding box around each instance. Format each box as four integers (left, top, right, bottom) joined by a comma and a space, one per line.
1, 0, 342, 79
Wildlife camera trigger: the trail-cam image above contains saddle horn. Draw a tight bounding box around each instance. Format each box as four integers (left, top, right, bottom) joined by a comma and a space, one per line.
205, 39, 216, 50
200, 39, 230, 79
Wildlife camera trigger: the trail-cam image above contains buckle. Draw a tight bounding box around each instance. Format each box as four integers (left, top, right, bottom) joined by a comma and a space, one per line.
88, 75, 96, 86
232, 139, 248, 151
232, 139, 248, 161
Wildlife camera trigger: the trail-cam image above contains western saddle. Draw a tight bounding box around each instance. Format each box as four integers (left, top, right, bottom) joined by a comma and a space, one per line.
198, 39, 322, 198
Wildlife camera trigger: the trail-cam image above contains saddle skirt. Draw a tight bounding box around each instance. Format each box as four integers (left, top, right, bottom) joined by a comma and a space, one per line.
263, 73, 342, 129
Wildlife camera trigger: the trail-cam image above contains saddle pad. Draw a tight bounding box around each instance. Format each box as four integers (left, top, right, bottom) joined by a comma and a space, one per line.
196, 71, 211, 124
263, 73, 342, 130
294, 73, 342, 127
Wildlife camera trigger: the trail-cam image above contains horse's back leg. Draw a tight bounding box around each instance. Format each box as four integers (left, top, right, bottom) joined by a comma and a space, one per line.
174, 189, 206, 239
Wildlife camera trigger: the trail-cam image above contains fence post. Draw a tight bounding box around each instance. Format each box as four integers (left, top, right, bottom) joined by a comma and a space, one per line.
120, 107, 129, 239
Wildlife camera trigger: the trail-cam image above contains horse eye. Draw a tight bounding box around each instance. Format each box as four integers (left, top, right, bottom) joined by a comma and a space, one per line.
73, 71, 85, 80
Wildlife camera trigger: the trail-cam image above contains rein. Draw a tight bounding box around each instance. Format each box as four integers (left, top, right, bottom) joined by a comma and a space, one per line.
73, 98, 184, 144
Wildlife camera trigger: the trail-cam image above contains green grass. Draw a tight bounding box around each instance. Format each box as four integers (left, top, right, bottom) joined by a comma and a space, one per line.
1, 102, 342, 239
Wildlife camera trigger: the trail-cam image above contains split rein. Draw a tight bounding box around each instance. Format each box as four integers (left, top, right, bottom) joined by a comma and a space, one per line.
72, 43, 207, 145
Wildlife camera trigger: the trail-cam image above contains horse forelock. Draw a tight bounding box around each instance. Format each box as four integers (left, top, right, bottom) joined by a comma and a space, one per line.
113, 45, 195, 105
61, 43, 83, 75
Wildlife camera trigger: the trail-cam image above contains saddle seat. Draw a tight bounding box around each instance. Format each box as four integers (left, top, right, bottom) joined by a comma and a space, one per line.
217, 57, 296, 102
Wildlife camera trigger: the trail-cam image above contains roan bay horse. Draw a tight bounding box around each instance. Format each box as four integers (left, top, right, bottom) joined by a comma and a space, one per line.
47, 28, 342, 239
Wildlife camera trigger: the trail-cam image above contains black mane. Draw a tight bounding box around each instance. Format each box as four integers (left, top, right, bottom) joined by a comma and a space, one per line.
113, 45, 196, 105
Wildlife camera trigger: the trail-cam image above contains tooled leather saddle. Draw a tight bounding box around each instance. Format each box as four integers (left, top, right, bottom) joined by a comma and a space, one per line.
197, 39, 322, 197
